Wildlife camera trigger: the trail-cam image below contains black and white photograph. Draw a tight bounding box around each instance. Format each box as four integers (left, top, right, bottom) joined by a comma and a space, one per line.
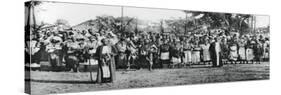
24, 1, 270, 95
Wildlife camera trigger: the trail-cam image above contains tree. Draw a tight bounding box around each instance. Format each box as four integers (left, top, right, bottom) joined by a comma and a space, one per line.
93, 15, 122, 33
93, 15, 136, 36
55, 19, 70, 26
183, 10, 252, 34
25, 1, 43, 34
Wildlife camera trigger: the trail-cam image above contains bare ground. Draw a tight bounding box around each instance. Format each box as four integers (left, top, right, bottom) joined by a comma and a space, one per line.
25, 62, 269, 95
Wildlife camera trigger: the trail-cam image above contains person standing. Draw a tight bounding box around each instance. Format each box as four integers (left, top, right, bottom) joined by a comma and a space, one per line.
220, 37, 229, 64
229, 38, 239, 64
209, 37, 222, 67
126, 38, 137, 70
246, 37, 255, 64
200, 38, 211, 64
263, 38, 270, 61
238, 37, 247, 64
26, 36, 41, 69
46, 33, 63, 71
84, 36, 99, 71
96, 38, 116, 83
64, 38, 80, 72
138, 39, 148, 69
253, 40, 263, 64
182, 38, 192, 67
159, 39, 171, 68
170, 42, 182, 68
147, 42, 158, 71
192, 40, 201, 65
115, 38, 128, 68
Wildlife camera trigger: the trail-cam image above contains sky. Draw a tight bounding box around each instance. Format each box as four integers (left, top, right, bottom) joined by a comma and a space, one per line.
33, 2, 269, 27
35, 2, 121, 26
123, 7, 186, 22
255, 15, 270, 27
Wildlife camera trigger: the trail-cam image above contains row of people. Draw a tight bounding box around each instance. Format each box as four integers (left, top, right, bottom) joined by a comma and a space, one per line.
25, 28, 270, 82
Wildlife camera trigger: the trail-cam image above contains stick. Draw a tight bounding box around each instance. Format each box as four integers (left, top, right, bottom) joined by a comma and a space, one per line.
88, 58, 93, 82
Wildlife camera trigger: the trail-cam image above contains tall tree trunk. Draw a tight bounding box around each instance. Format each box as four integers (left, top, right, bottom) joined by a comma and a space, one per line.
26, 5, 31, 33
223, 15, 230, 31
32, 5, 36, 30
239, 17, 247, 34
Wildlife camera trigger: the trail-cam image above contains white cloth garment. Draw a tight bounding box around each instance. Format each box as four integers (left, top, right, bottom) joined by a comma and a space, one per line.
160, 52, 170, 60
101, 46, 111, 54
215, 42, 221, 66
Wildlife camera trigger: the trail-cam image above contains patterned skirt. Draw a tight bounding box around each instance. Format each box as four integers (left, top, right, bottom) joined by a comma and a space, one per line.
101, 65, 111, 78
202, 50, 211, 61
192, 50, 200, 63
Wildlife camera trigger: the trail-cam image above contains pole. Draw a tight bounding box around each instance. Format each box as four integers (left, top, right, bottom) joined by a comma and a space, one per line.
254, 16, 256, 34
121, 6, 124, 34
88, 58, 93, 82
136, 17, 138, 34
252, 15, 254, 33
185, 12, 187, 34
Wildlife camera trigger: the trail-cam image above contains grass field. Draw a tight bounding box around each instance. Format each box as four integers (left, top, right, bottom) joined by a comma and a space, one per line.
25, 62, 269, 95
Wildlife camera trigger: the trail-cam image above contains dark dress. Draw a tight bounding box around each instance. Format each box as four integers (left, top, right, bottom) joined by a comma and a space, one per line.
138, 44, 149, 68
209, 42, 223, 67
170, 46, 182, 64
253, 43, 263, 62
95, 45, 117, 83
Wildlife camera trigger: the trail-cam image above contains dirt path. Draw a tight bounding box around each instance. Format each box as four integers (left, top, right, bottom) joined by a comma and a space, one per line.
25, 63, 269, 95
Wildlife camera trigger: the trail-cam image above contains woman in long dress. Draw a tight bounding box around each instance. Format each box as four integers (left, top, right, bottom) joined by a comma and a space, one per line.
209, 37, 223, 67
200, 40, 211, 64
64, 38, 80, 72
246, 38, 255, 64
138, 39, 150, 69
238, 37, 247, 64
229, 40, 239, 64
192, 42, 201, 64
96, 38, 116, 83
115, 39, 127, 68
83, 36, 99, 71
183, 39, 192, 66
170, 42, 183, 68
253, 40, 263, 64
263, 38, 270, 61
159, 39, 171, 68
46, 35, 63, 71
220, 37, 229, 64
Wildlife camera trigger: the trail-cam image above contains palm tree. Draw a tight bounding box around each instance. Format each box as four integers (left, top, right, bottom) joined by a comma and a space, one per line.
25, 1, 42, 34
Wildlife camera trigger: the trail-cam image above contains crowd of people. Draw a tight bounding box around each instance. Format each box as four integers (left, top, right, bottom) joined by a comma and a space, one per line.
25, 26, 270, 83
